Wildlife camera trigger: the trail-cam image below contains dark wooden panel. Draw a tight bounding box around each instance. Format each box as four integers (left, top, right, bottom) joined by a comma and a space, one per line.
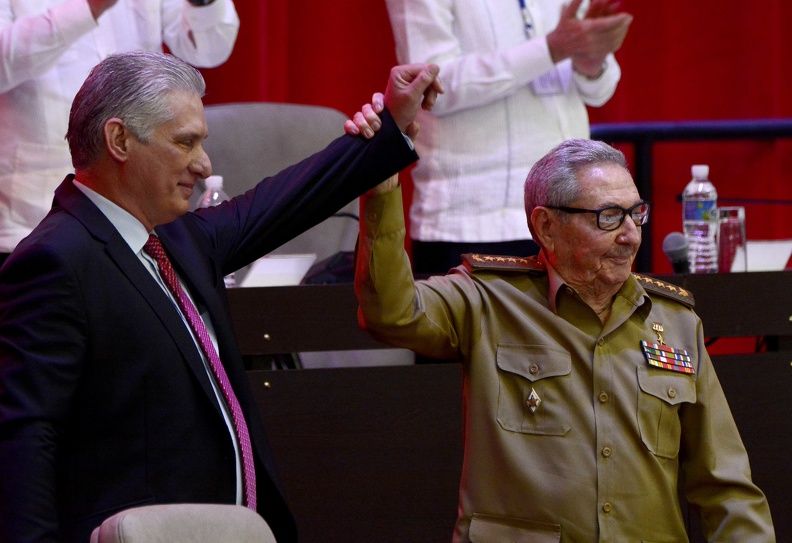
229, 284, 387, 354
662, 271, 792, 337
709, 353, 792, 539
250, 357, 791, 542
229, 272, 792, 354
249, 365, 463, 543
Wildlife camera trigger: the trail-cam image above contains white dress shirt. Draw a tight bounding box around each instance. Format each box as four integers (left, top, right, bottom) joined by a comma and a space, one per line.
0, 0, 239, 251
385, 0, 621, 243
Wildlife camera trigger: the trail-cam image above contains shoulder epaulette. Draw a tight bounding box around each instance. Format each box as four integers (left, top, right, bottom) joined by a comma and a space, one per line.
462, 253, 546, 274
633, 273, 695, 308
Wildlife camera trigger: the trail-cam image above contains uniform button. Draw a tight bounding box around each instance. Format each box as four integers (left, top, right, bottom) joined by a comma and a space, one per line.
668, 387, 677, 399
601, 446, 612, 458
529, 364, 540, 375
597, 338, 605, 346
602, 502, 613, 514
598, 392, 609, 403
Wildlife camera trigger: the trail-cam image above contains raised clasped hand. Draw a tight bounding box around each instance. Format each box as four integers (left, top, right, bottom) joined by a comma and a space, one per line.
344, 63, 443, 141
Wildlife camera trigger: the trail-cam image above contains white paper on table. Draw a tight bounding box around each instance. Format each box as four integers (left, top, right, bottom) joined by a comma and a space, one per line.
745, 240, 792, 271
238, 253, 317, 287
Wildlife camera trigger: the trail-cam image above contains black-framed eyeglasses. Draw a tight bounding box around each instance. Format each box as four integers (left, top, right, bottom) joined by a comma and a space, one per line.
544, 201, 650, 231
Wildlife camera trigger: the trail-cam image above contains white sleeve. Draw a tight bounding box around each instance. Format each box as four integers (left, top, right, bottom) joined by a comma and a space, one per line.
160, 0, 239, 68
0, 0, 96, 93
572, 53, 621, 107
386, 0, 558, 117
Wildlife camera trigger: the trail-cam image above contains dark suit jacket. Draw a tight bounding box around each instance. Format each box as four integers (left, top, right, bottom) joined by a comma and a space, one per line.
0, 111, 417, 542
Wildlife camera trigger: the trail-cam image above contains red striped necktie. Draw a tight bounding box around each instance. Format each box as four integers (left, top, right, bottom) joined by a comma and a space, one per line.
143, 234, 257, 511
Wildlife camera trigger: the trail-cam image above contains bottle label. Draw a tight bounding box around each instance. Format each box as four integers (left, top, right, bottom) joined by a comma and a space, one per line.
683, 200, 717, 221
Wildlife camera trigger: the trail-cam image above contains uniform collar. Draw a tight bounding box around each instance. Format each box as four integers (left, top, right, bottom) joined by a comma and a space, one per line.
540, 249, 652, 321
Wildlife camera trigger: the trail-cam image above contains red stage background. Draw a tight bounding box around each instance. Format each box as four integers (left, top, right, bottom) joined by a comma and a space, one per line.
200, 0, 792, 276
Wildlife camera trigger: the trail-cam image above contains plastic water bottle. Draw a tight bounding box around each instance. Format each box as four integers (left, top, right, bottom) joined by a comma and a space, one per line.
198, 175, 236, 287
682, 164, 718, 273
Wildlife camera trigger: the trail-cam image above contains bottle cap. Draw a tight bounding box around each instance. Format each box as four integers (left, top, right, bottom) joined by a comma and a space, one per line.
204, 175, 223, 190
691, 164, 709, 179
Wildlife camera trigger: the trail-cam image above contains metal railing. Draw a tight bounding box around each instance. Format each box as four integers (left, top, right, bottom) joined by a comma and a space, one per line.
590, 118, 792, 271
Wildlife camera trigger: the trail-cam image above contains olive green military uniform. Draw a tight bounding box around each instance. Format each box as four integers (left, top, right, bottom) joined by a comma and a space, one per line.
355, 188, 775, 542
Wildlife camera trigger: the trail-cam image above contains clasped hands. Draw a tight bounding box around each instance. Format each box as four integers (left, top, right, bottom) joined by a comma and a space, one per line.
345, 63, 444, 194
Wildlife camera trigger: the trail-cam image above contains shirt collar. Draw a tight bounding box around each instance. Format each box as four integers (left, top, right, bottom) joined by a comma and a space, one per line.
539, 249, 651, 318
539, 250, 568, 314
73, 178, 151, 254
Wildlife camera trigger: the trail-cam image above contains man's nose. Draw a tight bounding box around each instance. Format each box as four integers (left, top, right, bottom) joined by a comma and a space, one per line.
191, 146, 212, 178
616, 215, 642, 244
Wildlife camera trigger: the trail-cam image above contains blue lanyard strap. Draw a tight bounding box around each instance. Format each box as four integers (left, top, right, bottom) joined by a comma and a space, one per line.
518, 0, 533, 38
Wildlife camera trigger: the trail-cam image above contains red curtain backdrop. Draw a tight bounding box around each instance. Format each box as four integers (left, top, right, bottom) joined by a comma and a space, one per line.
201, 0, 792, 275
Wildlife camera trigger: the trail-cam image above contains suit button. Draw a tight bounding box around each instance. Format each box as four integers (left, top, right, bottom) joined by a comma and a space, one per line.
598, 392, 609, 403
529, 364, 539, 375
602, 502, 613, 514
597, 338, 605, 346
601, 446, 612, 458
668, 387, 677, 399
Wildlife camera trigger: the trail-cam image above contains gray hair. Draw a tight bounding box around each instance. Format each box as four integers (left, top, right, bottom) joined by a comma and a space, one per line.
523, 138, 627, 236
67, 51, 206, 169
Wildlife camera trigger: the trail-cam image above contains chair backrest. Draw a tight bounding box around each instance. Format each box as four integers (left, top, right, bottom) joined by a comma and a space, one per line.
200, 102, 357, 261
90, 503, 276, 543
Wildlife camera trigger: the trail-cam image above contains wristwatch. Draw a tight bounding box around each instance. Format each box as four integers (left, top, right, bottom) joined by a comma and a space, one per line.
187, 0, 215, 6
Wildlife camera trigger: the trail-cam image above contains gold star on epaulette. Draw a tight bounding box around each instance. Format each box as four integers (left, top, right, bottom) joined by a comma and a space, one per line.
634, 273, 695, 308
462, 253, 546, 274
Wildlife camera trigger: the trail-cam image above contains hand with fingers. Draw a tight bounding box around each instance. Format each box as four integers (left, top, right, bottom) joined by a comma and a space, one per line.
546, 0, 632, 78
344, 93, 386, 139
344, 63, 443, 140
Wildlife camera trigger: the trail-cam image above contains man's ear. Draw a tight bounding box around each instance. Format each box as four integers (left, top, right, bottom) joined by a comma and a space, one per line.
530, 206, 555, 254
104, 118, 131, 163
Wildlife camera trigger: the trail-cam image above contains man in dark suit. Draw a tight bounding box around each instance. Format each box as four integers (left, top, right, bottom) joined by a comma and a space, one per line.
0, 50, 441, 542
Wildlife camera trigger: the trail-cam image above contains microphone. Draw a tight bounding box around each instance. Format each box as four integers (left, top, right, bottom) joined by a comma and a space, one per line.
662, 232, 690, 274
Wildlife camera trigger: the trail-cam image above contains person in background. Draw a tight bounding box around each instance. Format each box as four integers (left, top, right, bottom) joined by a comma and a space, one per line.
354, 137, 775, 541
0, 50, 441, 542
384, 0, 631, 275
0, 0, 240, 265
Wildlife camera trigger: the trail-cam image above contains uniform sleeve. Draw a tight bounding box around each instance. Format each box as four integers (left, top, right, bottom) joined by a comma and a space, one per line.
355, 186, 479, 359
679, 318, 776, 541
0, 0, 96, 93
160, 0, 239, 68
0, 246, 88, 541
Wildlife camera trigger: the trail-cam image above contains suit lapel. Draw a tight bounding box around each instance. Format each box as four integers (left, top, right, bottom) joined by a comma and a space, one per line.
54, 177, 220, 406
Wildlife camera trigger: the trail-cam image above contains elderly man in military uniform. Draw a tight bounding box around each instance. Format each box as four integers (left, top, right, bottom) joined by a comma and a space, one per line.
353, 138, 775, 541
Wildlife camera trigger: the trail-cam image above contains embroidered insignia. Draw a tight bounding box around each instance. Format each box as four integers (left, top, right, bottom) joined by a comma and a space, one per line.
640, 340, 695, 374
633, 273, 695, 308
652, 322, 665, 344
462, 253, 546, 273
526, 388, 542, 414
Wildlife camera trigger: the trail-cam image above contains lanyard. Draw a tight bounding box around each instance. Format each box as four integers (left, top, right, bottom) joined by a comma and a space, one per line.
517, 0, 533, 38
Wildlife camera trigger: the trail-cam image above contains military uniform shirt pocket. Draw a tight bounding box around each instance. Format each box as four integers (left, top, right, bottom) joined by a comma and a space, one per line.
495, 344, 571, 436
636, 366, 697, 458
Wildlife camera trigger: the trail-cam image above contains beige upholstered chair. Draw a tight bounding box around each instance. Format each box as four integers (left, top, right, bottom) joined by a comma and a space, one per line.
199, 102, 413, 368
89, 503, 276, 542
199, 102, 358, 262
